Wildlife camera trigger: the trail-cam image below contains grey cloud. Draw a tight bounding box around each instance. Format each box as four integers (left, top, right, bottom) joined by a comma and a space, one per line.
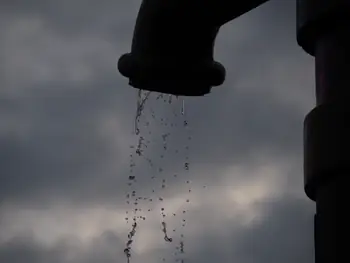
0, 231, 126, 263
186, 195, 314, 263
0, 195, 314, 263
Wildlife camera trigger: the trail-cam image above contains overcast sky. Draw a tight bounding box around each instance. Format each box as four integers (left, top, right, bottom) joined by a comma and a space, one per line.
1, 1, 316, 263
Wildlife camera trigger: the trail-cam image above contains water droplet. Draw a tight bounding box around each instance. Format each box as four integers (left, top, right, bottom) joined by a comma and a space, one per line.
184, 163, 189, 170
181, 100, 185, 115
164, 236, 172, 242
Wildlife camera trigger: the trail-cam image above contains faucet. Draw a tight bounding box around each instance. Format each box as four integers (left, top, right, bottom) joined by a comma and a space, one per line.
117, 0, 269, 96
118, 0, 350, 262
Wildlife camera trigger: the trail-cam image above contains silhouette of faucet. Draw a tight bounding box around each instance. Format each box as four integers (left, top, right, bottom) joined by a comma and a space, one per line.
118, 0, 269, 96
118, 1, 350, 262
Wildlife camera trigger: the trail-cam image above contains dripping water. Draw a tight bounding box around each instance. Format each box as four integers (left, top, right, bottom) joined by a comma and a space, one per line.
124, 220, 137, 263
162, 221, 173, 242
181, 99, 185, 115
125, 92, 193, 263
125, 89, 153, 263
135, 90, 151, 135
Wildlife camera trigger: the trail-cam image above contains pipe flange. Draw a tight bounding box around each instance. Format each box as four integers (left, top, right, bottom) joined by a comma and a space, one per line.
304, 103, 350, 201
297, 0, 350, 56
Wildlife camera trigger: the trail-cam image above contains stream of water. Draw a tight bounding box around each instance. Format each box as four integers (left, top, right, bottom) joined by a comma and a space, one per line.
124, 90, 192, 263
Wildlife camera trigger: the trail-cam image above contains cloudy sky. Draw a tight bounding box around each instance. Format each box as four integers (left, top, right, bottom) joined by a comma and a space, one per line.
1, 0, 317, 262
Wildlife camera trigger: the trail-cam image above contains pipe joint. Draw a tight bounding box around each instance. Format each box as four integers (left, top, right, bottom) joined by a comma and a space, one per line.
297, 0, 350, 56
304, 102, 350, 200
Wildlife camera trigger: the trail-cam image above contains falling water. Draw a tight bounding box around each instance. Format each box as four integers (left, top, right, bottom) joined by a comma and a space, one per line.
162, 221, 173, 242
124, 89, 153, 262
124, 220, 137, 263
135, 90, 151, 135
124, 91, 192, 263
181, 100, 185, 115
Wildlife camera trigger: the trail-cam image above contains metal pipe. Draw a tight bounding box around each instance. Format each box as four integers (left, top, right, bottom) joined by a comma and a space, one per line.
298, 1, 350, 262
118, 0, 269, 96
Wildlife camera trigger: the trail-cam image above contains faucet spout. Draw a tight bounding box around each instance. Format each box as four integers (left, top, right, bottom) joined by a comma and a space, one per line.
118, 0, 269, 96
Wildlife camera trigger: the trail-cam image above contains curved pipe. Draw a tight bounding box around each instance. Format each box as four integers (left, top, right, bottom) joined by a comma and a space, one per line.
118, 0, 269, 96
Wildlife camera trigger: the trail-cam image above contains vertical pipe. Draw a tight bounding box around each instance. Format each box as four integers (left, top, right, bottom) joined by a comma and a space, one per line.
315, 176, 350, 263
315, 23, 350, 106
310, 18, 350, 263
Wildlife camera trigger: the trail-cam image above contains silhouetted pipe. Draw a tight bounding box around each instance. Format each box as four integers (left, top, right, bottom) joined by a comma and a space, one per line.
298, 0, 350, 262
118, 0, 269, 96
